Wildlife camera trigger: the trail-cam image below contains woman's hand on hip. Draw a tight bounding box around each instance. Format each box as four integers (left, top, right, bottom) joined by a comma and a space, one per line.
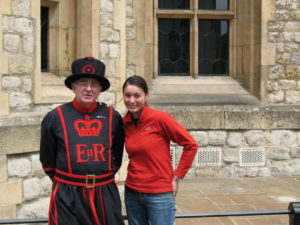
172, 175, 179, 197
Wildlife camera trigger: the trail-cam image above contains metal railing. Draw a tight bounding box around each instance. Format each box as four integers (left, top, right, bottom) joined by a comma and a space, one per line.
0, 202, 299, 224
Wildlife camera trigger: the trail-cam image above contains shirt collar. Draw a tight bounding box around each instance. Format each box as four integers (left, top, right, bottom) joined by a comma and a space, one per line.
72, 98, 98, 113
123, 105, 148, 124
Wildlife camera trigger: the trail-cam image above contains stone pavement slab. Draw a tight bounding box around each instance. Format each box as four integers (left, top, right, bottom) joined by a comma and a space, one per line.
175, 176, 300, 225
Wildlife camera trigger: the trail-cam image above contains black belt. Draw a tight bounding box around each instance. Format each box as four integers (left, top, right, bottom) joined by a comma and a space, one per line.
54, 169, 115, 188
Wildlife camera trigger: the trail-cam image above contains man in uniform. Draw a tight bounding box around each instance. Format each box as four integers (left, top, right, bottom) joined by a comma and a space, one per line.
40, 57, 125, 225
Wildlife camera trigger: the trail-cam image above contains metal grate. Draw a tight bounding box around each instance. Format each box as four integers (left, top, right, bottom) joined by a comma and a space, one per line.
196, 147, 222, 166
170, 146, 176, 169
239, 148, 265, 167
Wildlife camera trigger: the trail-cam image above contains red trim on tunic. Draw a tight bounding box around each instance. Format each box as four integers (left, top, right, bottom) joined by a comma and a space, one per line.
49, 182, 59, 225
99, 186, 107, 225
43, 168, 55, 172
89, 188, 101, 225
108, 106, 113, 171
57, 106, 72, 173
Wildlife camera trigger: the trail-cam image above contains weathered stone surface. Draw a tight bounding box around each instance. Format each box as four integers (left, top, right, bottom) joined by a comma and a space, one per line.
0, 125, 40, 155
0, 205, 16, 220
271, 130, 296, 146
0, 155, 7, 182
23, 177, 41, 201
8, 56, 33, 74
190, 131, 209, 146
291, 147, 300, 158
3, 34, 20, 53
225, 107, 263, 129
0, 180, 22, 205
264, 106, 300, 129
155, 106, 224, 130
40, 176, 52, 196
17, 197, 49, 219
2, 76, 21, 92
8, 157, 31, 177
0, 112, 44, 127
223, 148, 239, 163
271, 159, 300, 175
12, 0, 31, 17
244, 131, 268, 146
208, 131, 227, 146
31, 154, 44, 177
227, 132, 242, 147
268, 147, 290, 160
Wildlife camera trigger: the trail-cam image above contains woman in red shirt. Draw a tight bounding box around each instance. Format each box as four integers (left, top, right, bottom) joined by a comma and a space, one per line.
122, 75, 198, 225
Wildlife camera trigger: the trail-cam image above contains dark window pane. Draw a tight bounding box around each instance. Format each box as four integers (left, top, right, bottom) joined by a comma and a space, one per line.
199, 0, 229, 10
198, 20, 229, 76
158, 0, 189, 9
41, 6, 49, 72
158, 19, 190, 75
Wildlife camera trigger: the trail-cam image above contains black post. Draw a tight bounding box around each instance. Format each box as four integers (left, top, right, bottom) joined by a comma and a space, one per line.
289, 202, 300, 225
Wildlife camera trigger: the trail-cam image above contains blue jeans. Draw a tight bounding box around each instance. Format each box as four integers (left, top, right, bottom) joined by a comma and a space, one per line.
125, 188, 176, 225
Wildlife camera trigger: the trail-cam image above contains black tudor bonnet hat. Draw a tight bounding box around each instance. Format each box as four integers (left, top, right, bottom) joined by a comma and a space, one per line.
64, 57, 110, 92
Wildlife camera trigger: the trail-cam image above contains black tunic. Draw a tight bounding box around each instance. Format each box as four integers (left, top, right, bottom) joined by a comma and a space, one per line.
40, 99, 125, 225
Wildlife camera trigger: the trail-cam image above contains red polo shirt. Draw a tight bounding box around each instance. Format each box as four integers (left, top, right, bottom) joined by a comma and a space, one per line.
123, 106, 198, 193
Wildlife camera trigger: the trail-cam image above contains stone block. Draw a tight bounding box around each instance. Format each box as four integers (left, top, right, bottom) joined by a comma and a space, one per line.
0, 93, 9, 116
0, 0, 11, 14
264, 106, 300, 129
23, 178, 41, 201
267, 147, 290, 160
224, 106, 263, 129
0, 205, 16, 220
0, 180, 22, 205
0, 53, 9, 74
17, 197, 49, 219
244, 130, 268, 146
0, 125, 40, 155
155, 106, 224, 130
0, 155, 7, 182
8, 157, 31, 178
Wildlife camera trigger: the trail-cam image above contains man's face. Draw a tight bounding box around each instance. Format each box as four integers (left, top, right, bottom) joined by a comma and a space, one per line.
72, 77, 102, 108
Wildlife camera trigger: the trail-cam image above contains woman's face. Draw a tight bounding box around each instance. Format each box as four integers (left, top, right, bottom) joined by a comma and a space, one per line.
123, 84, 148, 119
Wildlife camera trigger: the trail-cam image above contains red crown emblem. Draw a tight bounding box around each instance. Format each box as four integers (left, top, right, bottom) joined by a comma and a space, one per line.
74, 115, 102, 137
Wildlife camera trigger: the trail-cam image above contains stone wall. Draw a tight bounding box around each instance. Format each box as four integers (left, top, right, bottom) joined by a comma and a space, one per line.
267, 0, 300, 103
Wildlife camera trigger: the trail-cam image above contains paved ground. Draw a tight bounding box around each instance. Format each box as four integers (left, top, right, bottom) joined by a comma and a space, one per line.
173, 176, 300, 225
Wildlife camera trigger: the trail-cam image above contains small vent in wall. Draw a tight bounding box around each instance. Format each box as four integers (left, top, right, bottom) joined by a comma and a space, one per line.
196, 147, 222, 166
239, 148, 265, 167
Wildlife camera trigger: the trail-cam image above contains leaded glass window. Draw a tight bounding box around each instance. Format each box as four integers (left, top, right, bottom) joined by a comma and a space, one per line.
156, 0, 233, 76
199, 20, 229, 75
158, 19, 190, 75
159, 0, 189, 9
199, 0, 229, 10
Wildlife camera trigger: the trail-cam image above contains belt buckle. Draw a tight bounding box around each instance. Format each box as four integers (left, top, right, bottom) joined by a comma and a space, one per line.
85, 174, 96, 188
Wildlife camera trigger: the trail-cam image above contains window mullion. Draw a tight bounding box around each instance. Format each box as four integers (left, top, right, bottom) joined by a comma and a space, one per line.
190, 0, 198, 77
190, 14, 198, 78
197, 10, 235, 19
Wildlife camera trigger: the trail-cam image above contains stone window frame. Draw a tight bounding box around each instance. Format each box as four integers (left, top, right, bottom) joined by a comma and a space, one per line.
34, 0, 101, 104
154, 0, 234, 77
142, 0, 265, 103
